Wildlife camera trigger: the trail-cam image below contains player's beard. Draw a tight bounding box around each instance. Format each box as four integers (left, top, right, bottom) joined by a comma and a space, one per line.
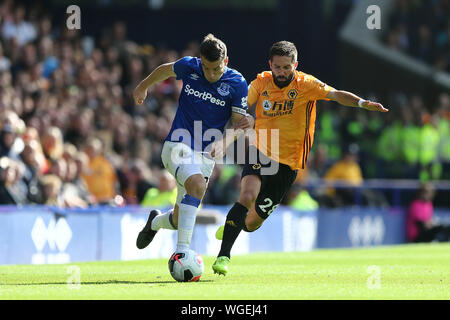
273, 72, 294, 89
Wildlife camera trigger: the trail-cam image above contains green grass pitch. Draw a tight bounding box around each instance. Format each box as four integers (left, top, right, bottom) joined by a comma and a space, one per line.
0, 243, 448, 300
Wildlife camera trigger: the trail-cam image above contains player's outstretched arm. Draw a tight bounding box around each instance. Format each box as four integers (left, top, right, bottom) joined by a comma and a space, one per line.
326, 90, 389, 112
210, 112, 254, 159
133, 62, 176, 105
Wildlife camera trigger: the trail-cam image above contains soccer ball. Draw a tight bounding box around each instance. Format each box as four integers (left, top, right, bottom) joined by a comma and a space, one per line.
168, 249, 204, 282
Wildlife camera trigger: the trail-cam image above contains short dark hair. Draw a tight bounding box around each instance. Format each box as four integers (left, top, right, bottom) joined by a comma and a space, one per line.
200, 34, 227, 62
269, 41, 298, 62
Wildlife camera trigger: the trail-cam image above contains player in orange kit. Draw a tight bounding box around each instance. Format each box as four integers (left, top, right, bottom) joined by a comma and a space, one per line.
212, 41, 389, 275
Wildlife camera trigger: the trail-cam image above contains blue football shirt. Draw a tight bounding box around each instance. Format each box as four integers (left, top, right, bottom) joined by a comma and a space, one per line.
166, 56, 248, 151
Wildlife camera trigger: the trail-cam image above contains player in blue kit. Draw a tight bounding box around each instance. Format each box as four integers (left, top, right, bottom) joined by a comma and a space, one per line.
133, 34, 254, 253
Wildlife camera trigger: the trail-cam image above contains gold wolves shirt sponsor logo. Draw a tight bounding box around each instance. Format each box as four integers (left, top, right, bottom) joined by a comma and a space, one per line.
262, 100, 295, 117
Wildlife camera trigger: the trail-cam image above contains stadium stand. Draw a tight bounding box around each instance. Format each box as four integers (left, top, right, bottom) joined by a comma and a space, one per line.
0, 0, 448, 211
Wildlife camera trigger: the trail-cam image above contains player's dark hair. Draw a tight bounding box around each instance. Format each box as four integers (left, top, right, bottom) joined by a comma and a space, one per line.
269, 41, 298, 62
200, 34, 227, 62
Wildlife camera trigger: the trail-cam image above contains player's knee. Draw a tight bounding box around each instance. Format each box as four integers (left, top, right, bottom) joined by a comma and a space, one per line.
239, 190, 258, 208
245, 220, 262, 232
185, 175, 207, 199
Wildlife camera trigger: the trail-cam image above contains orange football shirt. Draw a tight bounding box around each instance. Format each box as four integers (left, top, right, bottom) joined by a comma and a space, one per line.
248, 70, 335, 170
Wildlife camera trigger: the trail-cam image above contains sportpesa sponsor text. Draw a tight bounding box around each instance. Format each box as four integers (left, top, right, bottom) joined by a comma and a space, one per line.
184, 84, 226, 106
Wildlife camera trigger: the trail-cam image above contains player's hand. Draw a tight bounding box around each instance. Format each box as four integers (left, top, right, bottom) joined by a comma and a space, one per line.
210, 139, 226, 160
133, 85, 147, 105
361, 100, 389, 112
233, 114, 254, 130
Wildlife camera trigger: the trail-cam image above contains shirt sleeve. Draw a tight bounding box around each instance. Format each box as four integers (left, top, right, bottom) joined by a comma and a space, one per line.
305, 75, 335, 101
247, 78, 261, 107
173, 56, 195, 80
231, 78, 249, 115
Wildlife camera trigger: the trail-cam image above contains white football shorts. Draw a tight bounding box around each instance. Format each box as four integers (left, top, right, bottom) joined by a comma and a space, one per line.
161, 141, 215, 205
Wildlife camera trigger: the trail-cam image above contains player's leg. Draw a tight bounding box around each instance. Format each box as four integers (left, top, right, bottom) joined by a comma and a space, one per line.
213, 163, 297, 275
147, 181, 186, 233
137, 174, 206, 251
247, 164, 298, 226
216, 174, 261, 258
212, 173, 261, 275
136, 185, 178, 249
156, 141, 199, 234
174, 173, 206, 251
244, 203, 265, 231
218, 187, 282, 239
141, 175, 198, 234
150, 206, 177, 230
136, 142, 181, 249
213, 204, 265, 276
172, 149, 215, 252
145, 178, 183, 234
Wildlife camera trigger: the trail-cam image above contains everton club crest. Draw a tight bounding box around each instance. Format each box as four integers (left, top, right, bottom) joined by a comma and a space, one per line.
217, 82, 230, 96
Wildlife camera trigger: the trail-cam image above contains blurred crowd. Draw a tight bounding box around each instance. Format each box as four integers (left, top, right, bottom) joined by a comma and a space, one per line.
289, 92, 450, 208
386, 0, 450, 72
0, 0, 449, 209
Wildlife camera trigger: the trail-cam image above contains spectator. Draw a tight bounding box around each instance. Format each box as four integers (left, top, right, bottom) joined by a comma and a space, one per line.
0, 157, 16, 204
40, 126, 64, 165
387, 0, 450, 72
418, 113, 440, 181
46, 155, 86, 208
306, 144, 331, 181
73, 151, 96, 205
0, 156, 28, 204
140, 169, 176, 207
399, 106, 421, 178
286, 183, 319, 212
0, 124, 20, 159
64, 110, 94, 147
0, 0, 447, 209
19, 142, 38, 183
0, 42, 11, 71
203, 165, 241, 205
322, 144, 364, 207
376, 113, 403, 178
1, 4, 37, 47
130, 115, 152, 164
81, 137, 118, 204
19, 141, 43, 203
129, 159, 157, 203
40, 174, 63, 206
406, 183, 450, 243
115, 155, 153, 205
23, 133, 49, 175
415, 24, 432, 63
